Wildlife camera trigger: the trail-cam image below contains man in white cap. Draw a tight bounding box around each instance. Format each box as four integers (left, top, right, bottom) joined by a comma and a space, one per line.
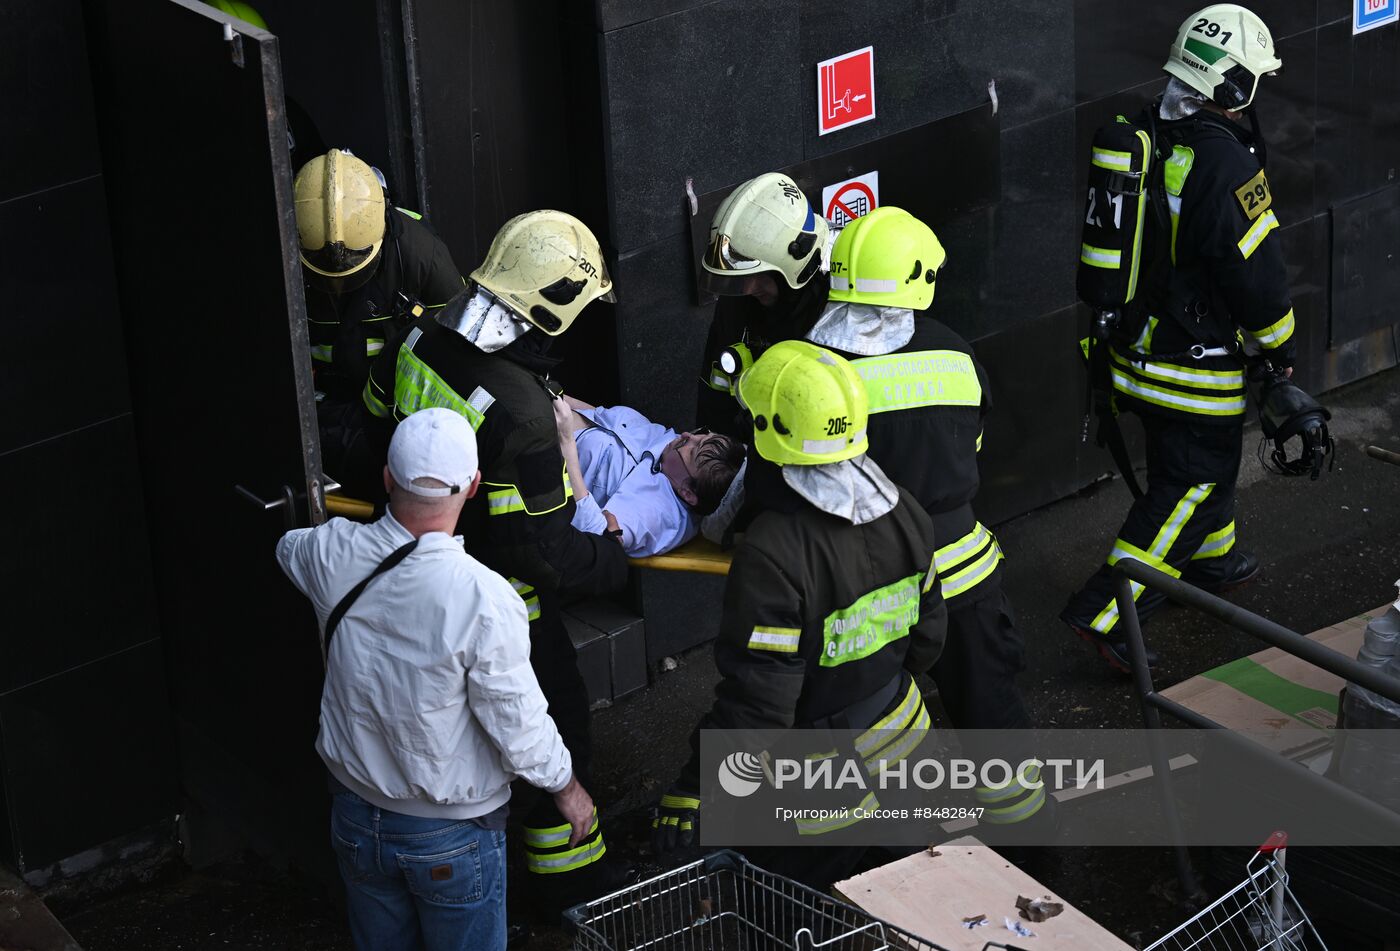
276, 406, 593, 951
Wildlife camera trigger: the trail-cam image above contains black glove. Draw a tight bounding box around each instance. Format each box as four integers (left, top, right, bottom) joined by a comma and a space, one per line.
650, 785, 700, 854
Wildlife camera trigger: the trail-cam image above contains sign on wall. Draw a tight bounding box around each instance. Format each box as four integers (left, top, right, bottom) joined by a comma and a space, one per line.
1355, 0, 1398, 33
817, 46, 876, 135
822, 171, 880, 227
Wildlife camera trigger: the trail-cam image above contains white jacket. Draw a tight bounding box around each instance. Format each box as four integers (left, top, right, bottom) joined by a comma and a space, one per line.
276, 511, 571, 819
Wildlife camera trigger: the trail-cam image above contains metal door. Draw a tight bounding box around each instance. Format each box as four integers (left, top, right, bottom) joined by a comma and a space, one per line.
82, 0, 331, 870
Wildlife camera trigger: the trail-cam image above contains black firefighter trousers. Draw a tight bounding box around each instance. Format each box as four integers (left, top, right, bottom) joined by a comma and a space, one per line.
1063, 412, 1244, 637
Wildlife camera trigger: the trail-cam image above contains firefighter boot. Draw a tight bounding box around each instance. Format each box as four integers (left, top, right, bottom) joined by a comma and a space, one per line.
1181, 549, 1260, 594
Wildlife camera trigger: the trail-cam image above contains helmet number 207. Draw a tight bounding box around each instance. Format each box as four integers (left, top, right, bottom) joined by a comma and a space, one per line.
1191, 18, 1232, 43
1085, 188, 1124, 230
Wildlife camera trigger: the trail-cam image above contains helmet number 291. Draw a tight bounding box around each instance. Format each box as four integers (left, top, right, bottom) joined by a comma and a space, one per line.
1191, 18, 1232, 43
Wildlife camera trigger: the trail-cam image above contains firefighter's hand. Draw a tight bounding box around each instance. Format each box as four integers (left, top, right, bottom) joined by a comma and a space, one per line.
552, 775, 596, 848
650, 785, 700, 854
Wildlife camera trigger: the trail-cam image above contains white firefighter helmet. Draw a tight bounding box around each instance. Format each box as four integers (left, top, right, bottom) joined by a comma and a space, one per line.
1164, 4, 1282, 111
469, 210, 615, 336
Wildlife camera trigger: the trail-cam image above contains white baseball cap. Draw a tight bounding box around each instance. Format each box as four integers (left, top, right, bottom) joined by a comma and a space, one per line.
387, 407, 478, 497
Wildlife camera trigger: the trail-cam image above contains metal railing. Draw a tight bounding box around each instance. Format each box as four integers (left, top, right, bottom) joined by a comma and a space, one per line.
1112, 558, 1400, 902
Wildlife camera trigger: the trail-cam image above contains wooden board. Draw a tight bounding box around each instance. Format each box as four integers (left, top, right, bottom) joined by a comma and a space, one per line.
834, 836, 1132, 951
1160, 605, 1387, 757
628, 536, 732, 575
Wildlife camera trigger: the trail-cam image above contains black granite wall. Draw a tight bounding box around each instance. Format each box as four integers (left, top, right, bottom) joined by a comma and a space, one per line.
0, 0, 175, 872
589, 0, 1400, 651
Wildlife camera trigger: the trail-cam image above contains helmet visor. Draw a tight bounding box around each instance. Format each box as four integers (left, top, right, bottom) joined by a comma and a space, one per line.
704, 232, 763, 275
301, 240, 379, 278
700, 268, 780, 298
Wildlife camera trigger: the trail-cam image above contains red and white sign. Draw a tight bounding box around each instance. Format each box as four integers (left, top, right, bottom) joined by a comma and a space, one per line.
817, 46, 876, 136
821, 171, 880, 228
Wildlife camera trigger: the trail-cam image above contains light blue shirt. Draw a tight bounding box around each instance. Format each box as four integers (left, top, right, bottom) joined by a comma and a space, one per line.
569, 405, 696, 557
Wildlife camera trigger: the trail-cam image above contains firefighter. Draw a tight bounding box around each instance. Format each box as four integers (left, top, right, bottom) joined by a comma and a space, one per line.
652, 340, 947, 889
362, 210, 627, 910
695, 173, 830, 438
293, 149, 462, 488
803, 206, 1048, 831
1062, 4, 1297, 670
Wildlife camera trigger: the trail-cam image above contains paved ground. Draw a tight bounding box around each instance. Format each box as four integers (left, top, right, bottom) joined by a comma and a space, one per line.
51, 366, 1400, 948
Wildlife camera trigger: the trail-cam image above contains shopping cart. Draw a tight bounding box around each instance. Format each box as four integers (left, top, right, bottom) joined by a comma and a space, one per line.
1146, 832, 1329, 950
565, 850, 950, 951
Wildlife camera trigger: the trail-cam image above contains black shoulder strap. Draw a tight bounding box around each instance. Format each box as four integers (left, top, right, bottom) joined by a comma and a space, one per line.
324, 539, 418, 654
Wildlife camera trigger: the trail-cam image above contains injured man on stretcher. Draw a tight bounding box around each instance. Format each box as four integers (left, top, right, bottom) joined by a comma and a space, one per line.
552, 394, 744, 557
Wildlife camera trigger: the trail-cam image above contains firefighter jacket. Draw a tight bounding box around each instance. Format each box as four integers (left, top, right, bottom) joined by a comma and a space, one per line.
696, 274, 832, 438
361, 305, 628, 601
307, 208, 463, 403
808, 314, 1001, 609
1111, 110, 1297, 425
677, 459, 945, 790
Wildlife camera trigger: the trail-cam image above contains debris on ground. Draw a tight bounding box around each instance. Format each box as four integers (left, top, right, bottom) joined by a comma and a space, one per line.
1005, 916, 1036, 937
961, 914, 988, 929
1016, 893, 1066, 922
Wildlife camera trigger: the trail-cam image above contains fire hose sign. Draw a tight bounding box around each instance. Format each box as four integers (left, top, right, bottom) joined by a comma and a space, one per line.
817, 46, 875, 135
822, 171, 880, 228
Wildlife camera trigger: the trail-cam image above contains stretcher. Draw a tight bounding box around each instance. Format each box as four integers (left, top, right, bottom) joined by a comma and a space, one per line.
325, 491, 734, 575
627, 537, 732, 575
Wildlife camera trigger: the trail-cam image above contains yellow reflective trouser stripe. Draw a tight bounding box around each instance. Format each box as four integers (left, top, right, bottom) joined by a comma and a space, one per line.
977, 764, 1042, 803
852, 350, 983, 413
934, 523, 992, 572
1250, 308, 1295, 349
311, 344, 333, 363
1110, 364, 1246, 416
1238, 210, 1279, 260
525, 835, 606, 874
394, 332, 487, 430
981, 784, 1047, 825
795, 791, 878, 836
939, 537, 1003, 601
863, 703, 930, 773
523, 814, 598, 849
366, 338, 384, 356
855, 680, 921, 756
748, 626, 801, 653
1080, 244, 1122, 269
1090, 484, 1211, 633
1192, 520, 1236, 560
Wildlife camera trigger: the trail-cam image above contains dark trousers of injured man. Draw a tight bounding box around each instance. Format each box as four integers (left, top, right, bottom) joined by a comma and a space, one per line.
515, 593, 610, 916
1063, 412, 1244, 638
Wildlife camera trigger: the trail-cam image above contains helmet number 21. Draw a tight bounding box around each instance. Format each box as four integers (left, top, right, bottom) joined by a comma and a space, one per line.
1085, 188, 1124, 230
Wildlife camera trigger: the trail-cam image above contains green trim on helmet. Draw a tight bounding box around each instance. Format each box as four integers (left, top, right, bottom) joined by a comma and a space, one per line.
1183, 37, 1229, 65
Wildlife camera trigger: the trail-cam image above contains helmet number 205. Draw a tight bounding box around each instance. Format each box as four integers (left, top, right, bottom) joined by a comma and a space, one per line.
826, 416, 848, 436
1191, 18, 1232, 43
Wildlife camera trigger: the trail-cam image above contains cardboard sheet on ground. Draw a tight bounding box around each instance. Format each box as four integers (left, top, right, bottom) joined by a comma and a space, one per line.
628, 537, 732, 575
1160, 605, 1388, 759
834, 836, 1132, 950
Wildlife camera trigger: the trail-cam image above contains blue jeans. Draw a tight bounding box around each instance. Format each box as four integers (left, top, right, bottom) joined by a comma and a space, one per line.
330, 791, 507, 951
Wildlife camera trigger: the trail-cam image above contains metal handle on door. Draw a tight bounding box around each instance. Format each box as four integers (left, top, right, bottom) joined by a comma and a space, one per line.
234, 483, 298, 531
